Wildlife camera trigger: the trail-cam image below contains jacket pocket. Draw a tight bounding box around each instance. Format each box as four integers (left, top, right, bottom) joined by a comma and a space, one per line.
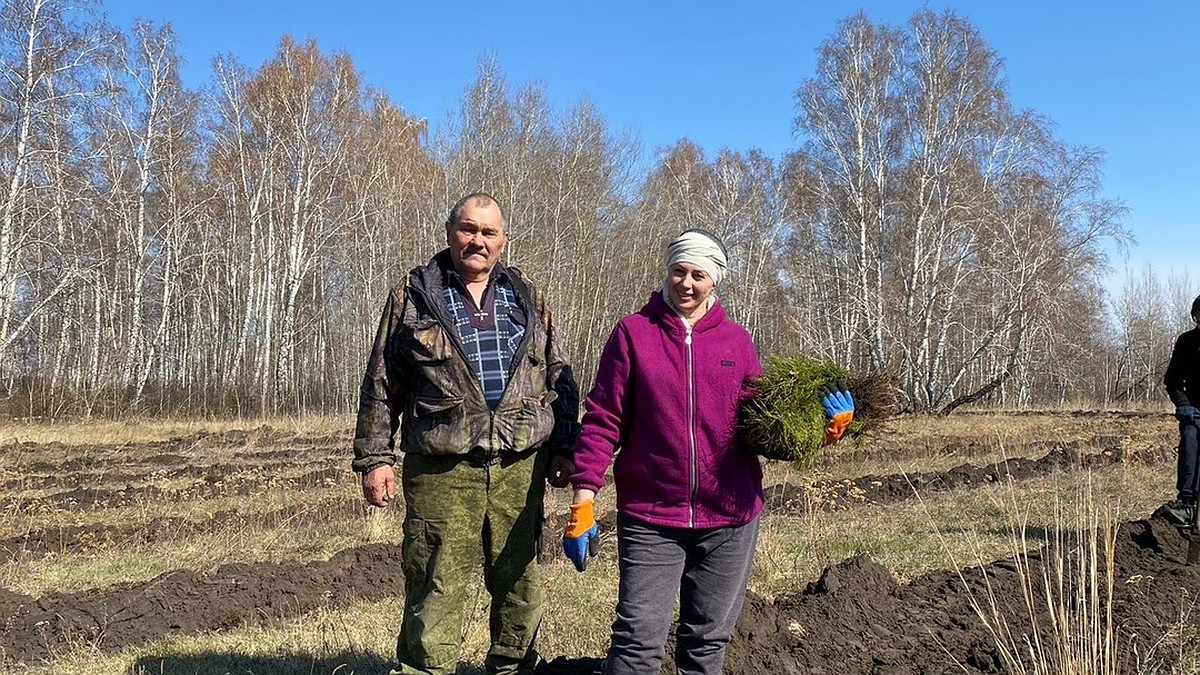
405, 395, 470, 454
498, 391, 557, 453
413, 395, 464, 417
408, 320, 454, 363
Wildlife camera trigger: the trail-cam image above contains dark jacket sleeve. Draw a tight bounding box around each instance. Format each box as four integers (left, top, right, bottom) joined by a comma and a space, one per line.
541, 296, 581, 456
352, 286, 408, 473
1165, 332, 1192, 408
511, 267, 580, 456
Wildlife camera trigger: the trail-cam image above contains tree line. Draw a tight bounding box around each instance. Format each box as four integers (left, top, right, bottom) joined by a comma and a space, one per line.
0, 0, 1184, 418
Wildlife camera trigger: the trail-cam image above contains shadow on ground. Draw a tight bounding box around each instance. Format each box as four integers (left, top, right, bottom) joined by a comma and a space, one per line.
131, 650, 390, 675
131, 653, 604, 675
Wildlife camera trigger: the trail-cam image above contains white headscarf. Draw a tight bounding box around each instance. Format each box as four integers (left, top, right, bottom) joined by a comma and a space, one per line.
664, 230, 728, 285
660, 230, 729, 311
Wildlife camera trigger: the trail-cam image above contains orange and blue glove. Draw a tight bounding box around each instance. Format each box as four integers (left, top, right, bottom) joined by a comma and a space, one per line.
562, 499, 600, 572
821, 380, 855, 445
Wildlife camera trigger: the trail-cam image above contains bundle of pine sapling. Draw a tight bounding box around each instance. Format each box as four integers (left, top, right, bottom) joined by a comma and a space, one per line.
739, 354, 869, 467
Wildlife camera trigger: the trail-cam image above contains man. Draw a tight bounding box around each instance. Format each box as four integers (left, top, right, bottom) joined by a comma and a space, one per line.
353, 192, 580, 675
1164, 294, 1200, 526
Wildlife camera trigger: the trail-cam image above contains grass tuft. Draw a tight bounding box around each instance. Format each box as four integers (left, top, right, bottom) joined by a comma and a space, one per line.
952, 473, 1122, 675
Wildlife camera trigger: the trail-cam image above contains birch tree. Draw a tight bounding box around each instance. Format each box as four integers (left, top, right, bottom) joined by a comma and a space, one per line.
209, 36, 367, 412
0, 0, 106, 395
790, 9, 1127, 411
83, 20, 202, 408
792, 12, 904, 371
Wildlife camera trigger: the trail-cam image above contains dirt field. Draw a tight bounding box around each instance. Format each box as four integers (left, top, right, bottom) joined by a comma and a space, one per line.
0, 410, 1193, 674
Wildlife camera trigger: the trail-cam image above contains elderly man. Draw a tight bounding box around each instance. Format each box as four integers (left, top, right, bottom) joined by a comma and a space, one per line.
353, 192, 580, 675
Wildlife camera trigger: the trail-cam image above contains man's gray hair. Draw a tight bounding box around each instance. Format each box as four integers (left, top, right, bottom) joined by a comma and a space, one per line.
446, 192, 506, 227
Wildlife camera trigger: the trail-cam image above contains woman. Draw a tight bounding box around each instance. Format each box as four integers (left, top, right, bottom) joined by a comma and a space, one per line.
562, 229, 853, 675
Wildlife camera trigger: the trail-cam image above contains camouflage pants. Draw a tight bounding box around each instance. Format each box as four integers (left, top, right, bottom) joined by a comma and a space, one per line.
392, 450, 547, 675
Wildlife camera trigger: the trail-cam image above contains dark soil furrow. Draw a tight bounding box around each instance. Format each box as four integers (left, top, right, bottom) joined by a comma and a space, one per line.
1, 455, 346, 493
0, 499, 367, 561
0, 543, 402, 666
0, 466, 351, 513
7, 447, 341, 475
3, 513, 1194, 673
826, 434, 1128, 465
952, 409, 1165, 420
709, 512, 1199, 675
0, 428, 346, 457
765, 442, 1132, 512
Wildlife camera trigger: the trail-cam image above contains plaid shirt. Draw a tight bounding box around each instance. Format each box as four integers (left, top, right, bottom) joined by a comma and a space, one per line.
444, 272, 526, 410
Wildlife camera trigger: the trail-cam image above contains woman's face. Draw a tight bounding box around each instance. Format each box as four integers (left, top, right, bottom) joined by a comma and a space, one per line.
667, 262, 715, 317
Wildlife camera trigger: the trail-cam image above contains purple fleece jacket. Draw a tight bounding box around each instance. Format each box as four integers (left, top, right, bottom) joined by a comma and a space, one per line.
571, 292, 764, 529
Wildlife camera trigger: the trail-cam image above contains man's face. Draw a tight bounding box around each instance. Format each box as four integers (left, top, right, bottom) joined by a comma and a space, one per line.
446, 201, 506, 280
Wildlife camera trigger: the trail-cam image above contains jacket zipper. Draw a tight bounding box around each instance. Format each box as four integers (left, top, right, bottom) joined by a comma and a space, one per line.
683, 318, 697, 528
425, 280, 513, 451
427, 296, 500, 449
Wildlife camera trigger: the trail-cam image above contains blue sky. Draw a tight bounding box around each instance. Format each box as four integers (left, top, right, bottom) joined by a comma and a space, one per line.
102, 1, 1198, 294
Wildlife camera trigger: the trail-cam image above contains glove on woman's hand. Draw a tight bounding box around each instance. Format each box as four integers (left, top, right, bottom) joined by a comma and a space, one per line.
821, 380, 855, 445
562, 499, 600, 572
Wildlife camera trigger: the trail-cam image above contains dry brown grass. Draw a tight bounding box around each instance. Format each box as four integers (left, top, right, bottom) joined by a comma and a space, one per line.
858, 410, 1166, 448
0, 414, 351, 447
941, 475, 1122, 675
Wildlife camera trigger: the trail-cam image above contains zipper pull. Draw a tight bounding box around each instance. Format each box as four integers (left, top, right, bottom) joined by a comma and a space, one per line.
678, 315, 693, 345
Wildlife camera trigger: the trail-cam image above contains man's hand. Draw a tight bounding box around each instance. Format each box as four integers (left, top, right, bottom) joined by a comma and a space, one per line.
562, 494, 599, 572
547, 454, 575, 488
821, 380, 855, 445
362, 465, 397, 507
1178, 405, 1199, 423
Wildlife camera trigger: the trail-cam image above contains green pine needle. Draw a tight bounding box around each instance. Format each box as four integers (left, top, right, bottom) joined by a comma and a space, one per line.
739, 355, 852, 467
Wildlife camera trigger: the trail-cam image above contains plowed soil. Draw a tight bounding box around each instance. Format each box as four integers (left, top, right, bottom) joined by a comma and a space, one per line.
713, 513, 1198, 675
5, 512, 1192, 672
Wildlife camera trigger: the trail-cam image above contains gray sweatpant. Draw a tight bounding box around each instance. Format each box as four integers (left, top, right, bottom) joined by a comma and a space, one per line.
604, 514, 760, 675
